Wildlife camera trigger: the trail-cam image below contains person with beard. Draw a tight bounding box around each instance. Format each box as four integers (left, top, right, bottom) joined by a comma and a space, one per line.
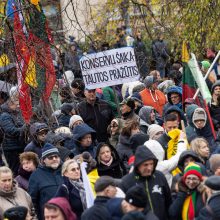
25, 122, 49, 158
119, 145, 171, 220
209, 80, 220, 131
15, 152, 39, 191
120, 98, 139, 123
96, 143, 127, 179
28, 143, 63, 220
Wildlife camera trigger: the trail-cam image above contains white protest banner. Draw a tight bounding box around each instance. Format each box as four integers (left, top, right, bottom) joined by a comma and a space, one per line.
80, 47, 140, 89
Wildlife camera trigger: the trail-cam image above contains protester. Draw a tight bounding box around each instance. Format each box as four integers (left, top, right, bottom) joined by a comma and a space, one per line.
120, 145, 172, 220
209, 154, 220, 176
169, 162, 205, 220
81, 176, 117, 220
96, 143, 126, 178
0, 166, 36, 219
58, 159, 86, 219
69, 115, 84, 130
107, 118, 124, 148
78, 88, 113, 142
139, 75, 167, 116
24, 122, 49, 158
44, 196, 77, 220
28, 143, 63, 220
71, 123, 97, 158
147, 124, 164, 140
15, 152, 39, 191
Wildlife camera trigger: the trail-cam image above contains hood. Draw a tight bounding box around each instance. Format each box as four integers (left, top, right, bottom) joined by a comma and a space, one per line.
186, 104, 199, 126
118, 134, 131, 146
192, 107, 207, 128
138, 106, 154, 124
165, 105, 187, 125
30, 122, 48, 136
167, 86, 182, 104
134, 145, 158, 170
47, 197, 77, 220
177, 150, 202, 172
211, 80, 220, 94
95, 142, 120, 161
72, 123, 96, 141
144, 140, 164, 162
129, 132, 149, 153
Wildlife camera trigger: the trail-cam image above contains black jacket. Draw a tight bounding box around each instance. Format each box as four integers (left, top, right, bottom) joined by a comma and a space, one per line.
169, 190, 205, 220
120, 146, 172, 220
81, 196, 111, 220
96, 143, 126, 178
78, 98, 113, 142
196, 192, 220, 220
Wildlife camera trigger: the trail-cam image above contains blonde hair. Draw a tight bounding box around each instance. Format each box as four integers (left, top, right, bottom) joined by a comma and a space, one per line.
0, 166, 13, 178
190, 137, 209, 159
61, 159, 79, 176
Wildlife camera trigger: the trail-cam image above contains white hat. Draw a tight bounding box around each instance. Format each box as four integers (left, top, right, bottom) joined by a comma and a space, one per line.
69, 115, 84, 128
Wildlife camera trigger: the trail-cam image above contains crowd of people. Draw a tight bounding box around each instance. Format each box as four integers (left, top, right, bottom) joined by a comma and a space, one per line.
0, 40, 220, 220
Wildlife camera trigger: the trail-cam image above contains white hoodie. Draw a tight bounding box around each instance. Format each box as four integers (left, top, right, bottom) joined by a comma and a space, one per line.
144, 139, 187, 187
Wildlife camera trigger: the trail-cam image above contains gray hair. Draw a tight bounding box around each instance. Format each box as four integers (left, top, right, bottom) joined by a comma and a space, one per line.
61, 159, 79, 176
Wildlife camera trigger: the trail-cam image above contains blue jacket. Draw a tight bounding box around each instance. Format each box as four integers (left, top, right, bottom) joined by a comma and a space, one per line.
71, 123, 97, 158
0, 103, 25, 151
163, 86, 182, 114
28, 164, 63, 220
106, 198, 124, 220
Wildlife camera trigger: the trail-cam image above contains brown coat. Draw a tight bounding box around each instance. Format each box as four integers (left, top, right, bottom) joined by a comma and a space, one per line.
0, 184, 36, 219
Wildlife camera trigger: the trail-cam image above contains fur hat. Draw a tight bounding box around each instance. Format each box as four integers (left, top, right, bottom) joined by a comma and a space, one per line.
209, 154, 220, 173
125, 185, 148, 208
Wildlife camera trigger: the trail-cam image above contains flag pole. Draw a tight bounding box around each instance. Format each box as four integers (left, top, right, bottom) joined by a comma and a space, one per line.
193, 50, 220, 100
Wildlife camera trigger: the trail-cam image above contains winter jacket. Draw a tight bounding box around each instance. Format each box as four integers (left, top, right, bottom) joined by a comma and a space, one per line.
71, 123, 97, 158
81, 196, 111, 220
96, 143, 126, 178
120, 146, 172, 220
139, 88, 167, 116
102, 86, 118, 116
0, 182, 35, 219
15, 167, 33, 191
56, 177, 84, 219
47, 197, 77, 220
78, 98, 113, 142
28, 164, 63, 220
0, 103, 25, 151
145, 139, 187, 187
106, 198, 124, 220
24, 141, 42, 158
169, 190, 205, 220
196, 192, 220, 220
163, 86, 182, 114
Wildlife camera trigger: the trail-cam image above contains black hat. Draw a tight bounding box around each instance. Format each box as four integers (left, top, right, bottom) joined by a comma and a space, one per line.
205, 175, 220, 190
3, 206, 28, 220
94, 176, 116, 193
125, 185, 148, 208
120, 98, 135, 110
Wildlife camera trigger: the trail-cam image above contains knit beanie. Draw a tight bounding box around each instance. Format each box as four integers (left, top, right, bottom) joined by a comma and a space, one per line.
192, 108, 207, 126
209, 154, 220, 173
147, 124, 164, 140
183, 162, 202, 181
143, 75, 158, 88
41, 143, 59, 159
125, 185, 148, 208
69, 115, 84, 128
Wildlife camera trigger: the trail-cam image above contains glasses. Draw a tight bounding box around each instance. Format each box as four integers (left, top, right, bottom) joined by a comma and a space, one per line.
185, 177, 200, 182
47, 155, 59, 160
71, 167, 80, 172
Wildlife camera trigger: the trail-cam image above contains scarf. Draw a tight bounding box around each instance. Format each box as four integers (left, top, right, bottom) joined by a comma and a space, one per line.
18, 167, 33, 180
69, 179, 87, 210
0, 181, 17, 198
182, 191, 197, 220
100, 156, 113, 167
